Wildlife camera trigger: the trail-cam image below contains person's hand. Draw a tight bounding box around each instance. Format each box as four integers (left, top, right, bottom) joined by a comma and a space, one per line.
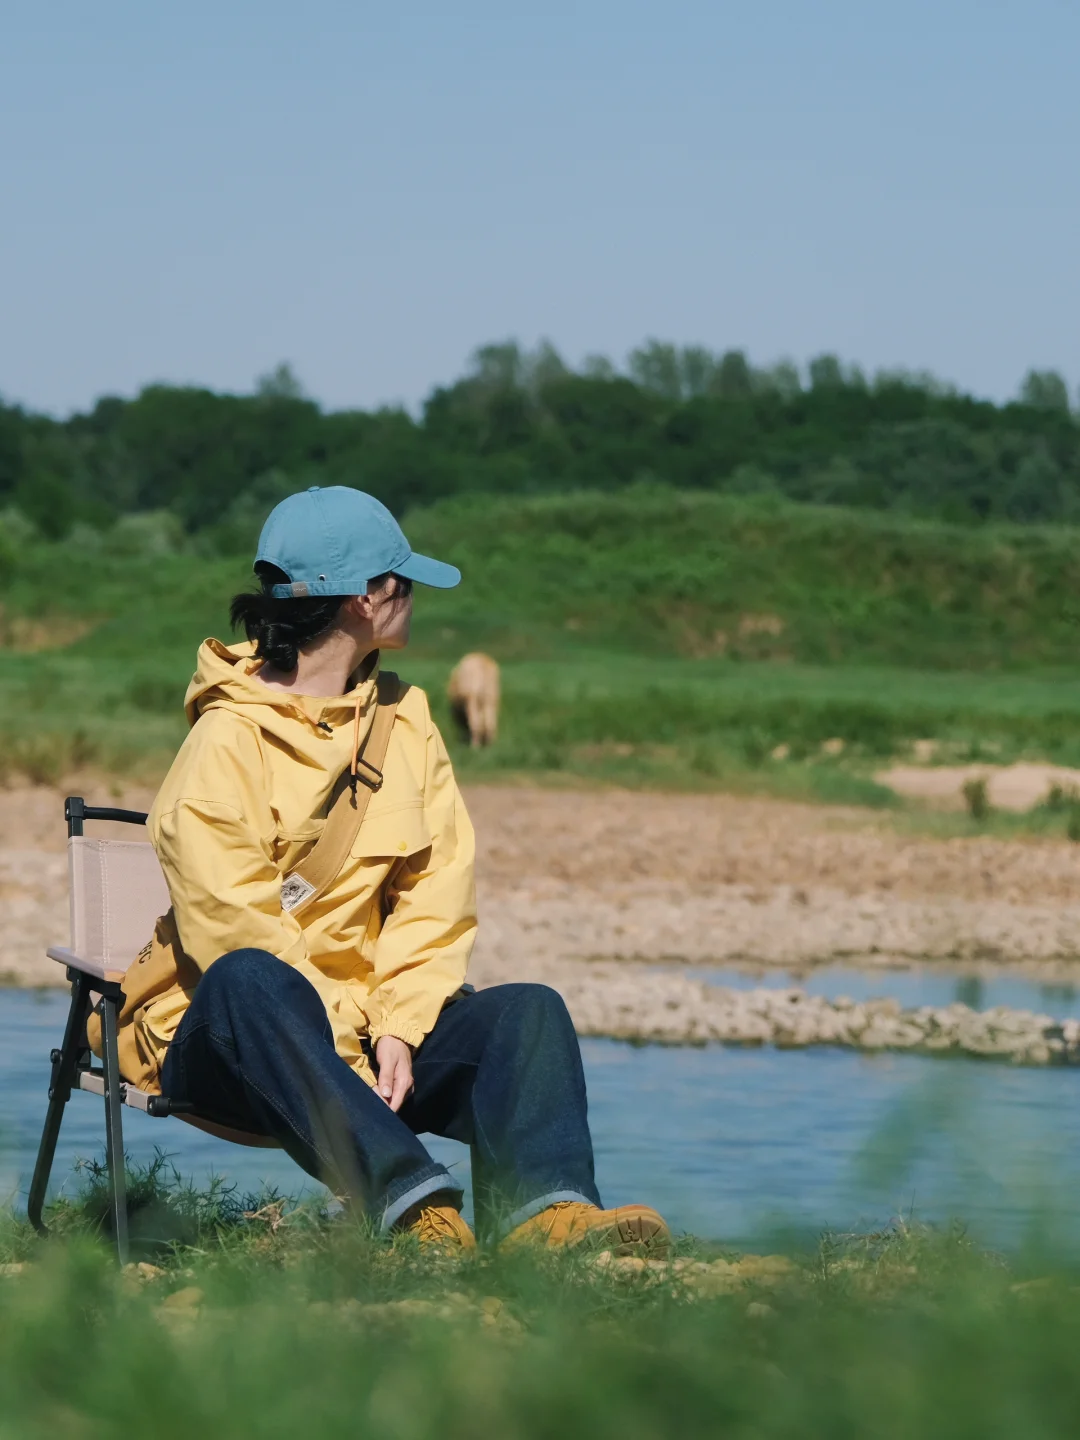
374, 1035, 414, 1111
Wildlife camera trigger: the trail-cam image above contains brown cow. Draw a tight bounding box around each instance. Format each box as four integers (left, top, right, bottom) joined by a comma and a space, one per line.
447, 652, 500, 748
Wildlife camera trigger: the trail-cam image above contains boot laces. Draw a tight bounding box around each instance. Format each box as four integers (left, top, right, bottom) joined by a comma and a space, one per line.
414, 1205, 460, 1242
537, 1201, 590, 1238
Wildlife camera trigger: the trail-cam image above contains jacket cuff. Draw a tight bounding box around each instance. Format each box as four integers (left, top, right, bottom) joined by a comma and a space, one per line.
368, 1018, 426, 1050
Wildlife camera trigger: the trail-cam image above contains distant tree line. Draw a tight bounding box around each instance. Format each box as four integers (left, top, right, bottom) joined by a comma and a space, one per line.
1, 343, 1078, 544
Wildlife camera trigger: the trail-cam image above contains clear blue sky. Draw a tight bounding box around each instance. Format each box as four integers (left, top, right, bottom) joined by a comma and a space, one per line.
3, 0, 1078, 415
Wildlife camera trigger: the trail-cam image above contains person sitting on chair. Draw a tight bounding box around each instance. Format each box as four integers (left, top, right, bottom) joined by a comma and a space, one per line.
108, 485, 670, 1253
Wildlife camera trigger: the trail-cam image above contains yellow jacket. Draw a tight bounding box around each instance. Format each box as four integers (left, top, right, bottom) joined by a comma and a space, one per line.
112, 639, 476, 1089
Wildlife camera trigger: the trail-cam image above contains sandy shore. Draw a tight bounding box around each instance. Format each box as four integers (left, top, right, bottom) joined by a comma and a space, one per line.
462, 785, 1080, 980
5, 782, 1080, 1059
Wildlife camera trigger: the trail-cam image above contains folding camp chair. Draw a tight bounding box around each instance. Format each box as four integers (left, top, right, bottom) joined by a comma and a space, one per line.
27, 796, 274, 1262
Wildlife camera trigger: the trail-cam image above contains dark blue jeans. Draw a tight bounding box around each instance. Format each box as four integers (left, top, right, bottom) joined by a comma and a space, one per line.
161, 949, 602, 1236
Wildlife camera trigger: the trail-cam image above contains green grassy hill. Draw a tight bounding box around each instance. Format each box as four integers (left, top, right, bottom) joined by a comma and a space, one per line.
404, 488, 1080, 668
3, 490, 1080, 804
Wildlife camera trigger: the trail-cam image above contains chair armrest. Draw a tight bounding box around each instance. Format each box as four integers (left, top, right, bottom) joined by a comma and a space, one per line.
46, 947, 127, 986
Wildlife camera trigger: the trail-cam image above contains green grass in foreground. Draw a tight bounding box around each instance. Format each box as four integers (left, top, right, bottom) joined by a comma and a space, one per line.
4, 490, 1080, 811
3, 1158, 1080, 1438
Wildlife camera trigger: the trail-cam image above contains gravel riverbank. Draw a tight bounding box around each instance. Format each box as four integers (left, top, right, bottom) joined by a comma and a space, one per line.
6, 781, 1080, 1064
552, 963, 1080, 1065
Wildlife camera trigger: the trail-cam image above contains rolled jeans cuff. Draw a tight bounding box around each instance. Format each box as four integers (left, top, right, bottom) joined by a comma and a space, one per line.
380, 1169, 463, 1233
498, 1189, 597, 1241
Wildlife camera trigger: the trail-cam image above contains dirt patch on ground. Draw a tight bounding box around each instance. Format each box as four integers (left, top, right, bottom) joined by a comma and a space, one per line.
0, 606, 96, 653
465, 785, 1080, 903
8, 780, 1080, 989
463, 786, 1080, 987
876, 762, 1080, 812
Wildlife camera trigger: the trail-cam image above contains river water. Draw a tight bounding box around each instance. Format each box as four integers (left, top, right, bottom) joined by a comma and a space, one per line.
4, 981, 1080, 1250
697, 964, 1080, 1018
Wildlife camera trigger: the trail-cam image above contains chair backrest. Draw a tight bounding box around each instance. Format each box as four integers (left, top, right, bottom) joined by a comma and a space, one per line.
68, 835, 170, 970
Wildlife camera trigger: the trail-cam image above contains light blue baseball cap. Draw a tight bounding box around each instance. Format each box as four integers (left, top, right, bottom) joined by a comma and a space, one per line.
255, 486, 460, 598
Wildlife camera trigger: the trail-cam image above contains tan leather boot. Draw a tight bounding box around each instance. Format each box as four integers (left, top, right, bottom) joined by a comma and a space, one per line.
398, 1204, 477, 1254
501, 1201, 670, 1255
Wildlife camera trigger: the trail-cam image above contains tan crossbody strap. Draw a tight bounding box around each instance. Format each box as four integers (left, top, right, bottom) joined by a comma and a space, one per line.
280, 670, 401, 916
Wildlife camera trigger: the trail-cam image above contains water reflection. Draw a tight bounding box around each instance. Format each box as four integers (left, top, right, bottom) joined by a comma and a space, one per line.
698, 965, 1080, 1021
1039, 983, 1080, 1007
953, 975, 985, 1010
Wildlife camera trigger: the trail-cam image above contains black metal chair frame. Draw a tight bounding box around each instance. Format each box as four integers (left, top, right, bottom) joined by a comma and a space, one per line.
27, 797, 194, 1264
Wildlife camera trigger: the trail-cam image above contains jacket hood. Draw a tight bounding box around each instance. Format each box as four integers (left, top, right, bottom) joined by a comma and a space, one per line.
184, 639, 381, 751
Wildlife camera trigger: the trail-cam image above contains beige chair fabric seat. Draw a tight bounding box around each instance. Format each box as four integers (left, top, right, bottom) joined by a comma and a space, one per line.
29, 798, 277, 1262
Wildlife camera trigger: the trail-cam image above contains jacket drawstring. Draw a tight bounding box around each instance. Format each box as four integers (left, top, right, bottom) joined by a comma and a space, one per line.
350, 693, 362, 799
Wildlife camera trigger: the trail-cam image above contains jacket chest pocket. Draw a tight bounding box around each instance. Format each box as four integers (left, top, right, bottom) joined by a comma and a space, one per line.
272, 820, 325, 872
352, 800, 432, 862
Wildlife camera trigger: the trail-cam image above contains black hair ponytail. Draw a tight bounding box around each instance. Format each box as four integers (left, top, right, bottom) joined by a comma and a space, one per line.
229, 564, 345, 672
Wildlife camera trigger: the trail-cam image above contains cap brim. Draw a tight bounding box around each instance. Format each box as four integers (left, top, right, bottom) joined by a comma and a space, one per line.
396, 551, 461, 589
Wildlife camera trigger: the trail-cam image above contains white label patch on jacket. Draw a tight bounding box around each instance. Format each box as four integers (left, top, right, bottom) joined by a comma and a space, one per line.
281, 873, 317, 913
